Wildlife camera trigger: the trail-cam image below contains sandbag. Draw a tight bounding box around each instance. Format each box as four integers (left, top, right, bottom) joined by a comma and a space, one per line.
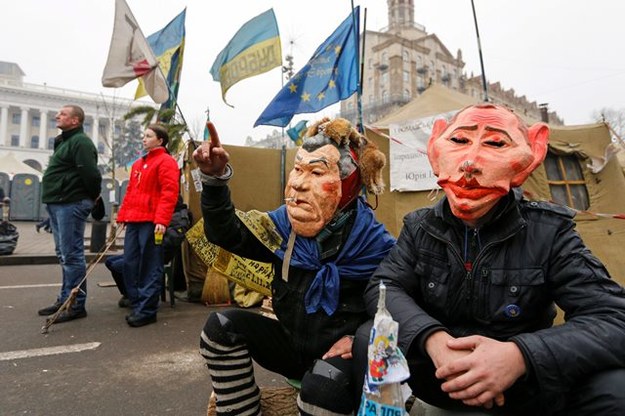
0, 221, 19, 255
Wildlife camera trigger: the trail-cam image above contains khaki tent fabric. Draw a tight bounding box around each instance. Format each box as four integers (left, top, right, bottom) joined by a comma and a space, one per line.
0, 152, 43, 177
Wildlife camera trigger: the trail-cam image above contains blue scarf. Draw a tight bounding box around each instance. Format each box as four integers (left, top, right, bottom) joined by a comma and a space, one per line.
268, 197, 396, 315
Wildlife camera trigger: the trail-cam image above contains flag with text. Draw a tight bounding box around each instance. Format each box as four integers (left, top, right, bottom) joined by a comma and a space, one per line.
210, 9, 282, 106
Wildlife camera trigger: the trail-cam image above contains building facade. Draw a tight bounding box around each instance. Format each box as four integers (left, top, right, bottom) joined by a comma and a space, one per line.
340, 0, 563, 126
0, 61, 151, 172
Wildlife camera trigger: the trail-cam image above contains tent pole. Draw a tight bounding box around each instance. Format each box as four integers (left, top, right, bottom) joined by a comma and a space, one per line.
470, 0, 489, 102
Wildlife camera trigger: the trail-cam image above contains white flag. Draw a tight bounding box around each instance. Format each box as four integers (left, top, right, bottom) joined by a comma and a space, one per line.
101, 0, 168, 103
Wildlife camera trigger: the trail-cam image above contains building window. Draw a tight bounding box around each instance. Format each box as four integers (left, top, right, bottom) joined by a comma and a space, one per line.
11, 135, 19, 146
12, 113, 21, 124
99, 124, 106, 136
403, 70, 410, 83
48, 137, 55, 149
403, 89, 411, 100
543, 152, 590, 210
30, 136, 39, 148
98, 142, 106, 154
84, 122, 92, 132
48, 118, 56, 128
32, 116, 40, 127
403, 50, 410, 63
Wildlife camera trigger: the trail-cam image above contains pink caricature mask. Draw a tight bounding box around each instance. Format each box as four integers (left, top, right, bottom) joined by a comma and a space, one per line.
427, 104, 549, 226
285, 144, 343, 237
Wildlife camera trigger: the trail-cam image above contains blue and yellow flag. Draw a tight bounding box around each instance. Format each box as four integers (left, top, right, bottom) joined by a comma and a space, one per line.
210, 9, 282, 106
286, 120, 308, 146
255, 7, 360, 127
135, 8, 186, 110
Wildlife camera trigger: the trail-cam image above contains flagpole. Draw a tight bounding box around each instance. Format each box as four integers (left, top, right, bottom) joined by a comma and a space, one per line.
350, 0, 364, 133
470, 0, 489, 102
152, 63, 198, 151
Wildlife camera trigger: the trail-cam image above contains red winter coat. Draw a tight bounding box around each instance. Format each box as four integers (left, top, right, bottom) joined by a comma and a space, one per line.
117, 147, 179, 226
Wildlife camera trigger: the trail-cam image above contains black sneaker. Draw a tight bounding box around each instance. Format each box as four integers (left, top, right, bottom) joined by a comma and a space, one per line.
118, 296, 131, 308
53, 309, 87, 323
38, 302, 63, 316
127, 314, 157, 327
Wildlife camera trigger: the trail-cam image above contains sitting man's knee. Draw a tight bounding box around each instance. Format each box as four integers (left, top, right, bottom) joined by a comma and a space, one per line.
201, 311, 243, 346
298, 359, 354, 415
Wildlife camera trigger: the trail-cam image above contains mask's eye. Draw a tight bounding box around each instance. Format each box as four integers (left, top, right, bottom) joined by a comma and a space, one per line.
484, 140, 505, 148
450, 136, 469, 144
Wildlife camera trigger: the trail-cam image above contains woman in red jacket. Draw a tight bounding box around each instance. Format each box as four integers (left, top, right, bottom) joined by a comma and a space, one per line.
117, 123, 180, 327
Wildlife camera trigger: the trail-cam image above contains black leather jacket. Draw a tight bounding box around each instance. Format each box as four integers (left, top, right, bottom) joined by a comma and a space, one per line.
364, 189, 625, 395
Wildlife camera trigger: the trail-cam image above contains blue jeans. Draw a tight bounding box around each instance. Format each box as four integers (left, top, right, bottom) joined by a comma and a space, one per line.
123, 222, 163, 318
47, 199, 94, 310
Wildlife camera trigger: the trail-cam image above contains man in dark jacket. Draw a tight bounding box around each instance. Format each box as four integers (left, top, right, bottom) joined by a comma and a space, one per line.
354, 104, 625, 415
193, 117, 395, 416
38, 105, 102, 323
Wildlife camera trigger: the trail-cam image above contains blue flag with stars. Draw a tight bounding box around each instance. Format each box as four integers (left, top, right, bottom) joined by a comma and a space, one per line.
254, 7, 359, 127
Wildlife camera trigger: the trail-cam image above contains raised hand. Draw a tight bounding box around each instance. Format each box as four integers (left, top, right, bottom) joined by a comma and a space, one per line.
192, 121, 230, 177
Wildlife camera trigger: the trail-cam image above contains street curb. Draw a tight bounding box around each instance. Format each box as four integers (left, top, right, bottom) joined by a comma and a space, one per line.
0, 253, 119, 266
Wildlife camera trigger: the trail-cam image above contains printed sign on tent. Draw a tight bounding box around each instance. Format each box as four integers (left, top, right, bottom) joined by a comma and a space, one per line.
389, 111, 456, 192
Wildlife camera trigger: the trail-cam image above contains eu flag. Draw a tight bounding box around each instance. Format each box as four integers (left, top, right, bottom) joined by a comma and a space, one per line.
255, 7, 360, 128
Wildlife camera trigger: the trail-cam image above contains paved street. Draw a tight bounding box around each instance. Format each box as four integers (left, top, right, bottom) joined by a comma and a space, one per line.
0, 221, 285, 416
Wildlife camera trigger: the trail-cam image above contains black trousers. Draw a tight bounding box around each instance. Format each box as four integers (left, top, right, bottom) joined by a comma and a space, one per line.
353, 320, 625, 416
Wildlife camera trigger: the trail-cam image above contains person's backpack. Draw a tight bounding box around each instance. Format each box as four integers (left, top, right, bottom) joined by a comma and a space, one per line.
161, 195, 192, 264
0, 221, 19, 255
164, 204, 191, 250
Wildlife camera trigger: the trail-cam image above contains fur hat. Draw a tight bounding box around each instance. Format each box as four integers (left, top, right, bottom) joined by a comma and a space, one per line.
303, 117, 386, 199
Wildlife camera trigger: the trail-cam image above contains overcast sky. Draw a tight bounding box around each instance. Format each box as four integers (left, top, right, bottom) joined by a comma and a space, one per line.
4, 1, 624, 145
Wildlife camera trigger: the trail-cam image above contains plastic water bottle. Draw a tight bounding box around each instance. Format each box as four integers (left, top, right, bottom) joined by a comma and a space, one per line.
357, 281, 410, 416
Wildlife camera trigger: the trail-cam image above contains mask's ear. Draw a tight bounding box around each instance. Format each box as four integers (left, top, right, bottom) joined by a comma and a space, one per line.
511, 122, 550, 186
427, 118, 449, 176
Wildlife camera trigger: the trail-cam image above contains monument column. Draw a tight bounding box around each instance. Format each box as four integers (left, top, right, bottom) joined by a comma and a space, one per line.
39, 110, 48, 149
0, 105, 8, 146
19, 107, 29, 148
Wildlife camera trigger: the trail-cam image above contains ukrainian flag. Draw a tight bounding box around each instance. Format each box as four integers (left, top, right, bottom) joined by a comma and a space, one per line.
135, 8, 186, 110
210, 9, 281, 106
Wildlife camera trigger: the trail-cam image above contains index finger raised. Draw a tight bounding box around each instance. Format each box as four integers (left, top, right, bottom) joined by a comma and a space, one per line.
207, 121, 222, 148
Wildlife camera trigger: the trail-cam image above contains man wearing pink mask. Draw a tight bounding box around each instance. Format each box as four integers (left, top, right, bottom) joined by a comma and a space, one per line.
354, 104, 625, 415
